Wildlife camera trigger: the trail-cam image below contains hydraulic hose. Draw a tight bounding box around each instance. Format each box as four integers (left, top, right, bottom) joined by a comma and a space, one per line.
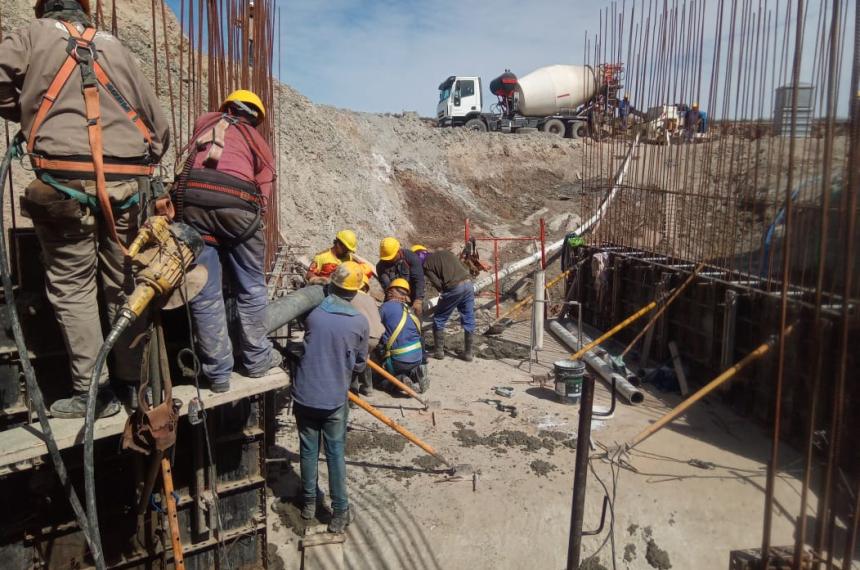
0, 135, 104, 566
83, 308, 134, 566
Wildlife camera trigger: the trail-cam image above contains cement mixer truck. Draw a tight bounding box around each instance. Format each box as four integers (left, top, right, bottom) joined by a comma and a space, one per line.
437, 64, 622, 138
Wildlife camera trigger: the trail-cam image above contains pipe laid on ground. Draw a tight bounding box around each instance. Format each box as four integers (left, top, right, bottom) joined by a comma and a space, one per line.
548, 319, 644, 405
569, 301, 657, 361
425, 133, 641, 312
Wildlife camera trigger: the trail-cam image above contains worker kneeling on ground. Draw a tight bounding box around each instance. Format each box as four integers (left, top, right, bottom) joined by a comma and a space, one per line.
175, 90, 279, 393
306, 229, 358, 285
379, 278, 428, 393
376, 237, 425, 316
412, 245, 475, 362
292, 261, 369, 533
349, 268, 383, 396
0, 0, 170, 418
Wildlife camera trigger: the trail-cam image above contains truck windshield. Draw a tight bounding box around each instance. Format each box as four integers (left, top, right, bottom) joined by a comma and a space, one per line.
439, 88, 451, 102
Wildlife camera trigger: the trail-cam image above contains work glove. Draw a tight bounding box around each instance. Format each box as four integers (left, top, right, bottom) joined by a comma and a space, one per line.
412, 299, 423, 317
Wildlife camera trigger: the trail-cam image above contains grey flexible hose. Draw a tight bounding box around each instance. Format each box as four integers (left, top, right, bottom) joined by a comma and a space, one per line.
0, 135, 103, 566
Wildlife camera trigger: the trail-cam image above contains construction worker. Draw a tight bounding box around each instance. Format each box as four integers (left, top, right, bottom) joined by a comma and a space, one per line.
292, 261, 368, 533
349, 268, 383, 395
618, 95, 631, 130
0, 0, 169, 418
376, 237, 425, 316
412, 245, 475, 361
306, 230, 358, 285
684, 103, 702, 143
177, 90, 278, 392
379, 278, 427, 392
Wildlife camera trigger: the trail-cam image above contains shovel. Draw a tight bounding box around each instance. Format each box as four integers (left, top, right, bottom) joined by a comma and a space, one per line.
367, 360, 440, 411
348, 392, 472, 476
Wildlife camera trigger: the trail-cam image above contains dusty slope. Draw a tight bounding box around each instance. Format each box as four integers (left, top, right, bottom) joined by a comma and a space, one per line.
2, 0, 586, 256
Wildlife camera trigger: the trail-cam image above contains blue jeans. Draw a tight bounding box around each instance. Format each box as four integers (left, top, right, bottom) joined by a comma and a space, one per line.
433, 281, 475, 333
294, 402, 349, 513
186, 206, 273, 384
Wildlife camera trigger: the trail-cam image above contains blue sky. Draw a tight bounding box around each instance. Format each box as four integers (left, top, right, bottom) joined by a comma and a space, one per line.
168, 0, 856, 118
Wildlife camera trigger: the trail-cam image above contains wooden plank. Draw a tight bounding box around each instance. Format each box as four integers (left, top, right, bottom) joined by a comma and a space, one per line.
0, 370, 288, 474
302, 534, 346, 548
302, 541, 345, 570
668, 341, 690, 396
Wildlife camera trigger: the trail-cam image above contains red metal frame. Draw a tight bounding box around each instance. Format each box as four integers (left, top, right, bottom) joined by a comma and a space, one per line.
464, 218, 547, 317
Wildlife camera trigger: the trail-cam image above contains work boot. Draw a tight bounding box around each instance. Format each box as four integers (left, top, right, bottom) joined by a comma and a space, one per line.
432, 328, 445, 360
210, 380, 230, 394
247, 350, 284, 378
463, 331, 474, 362
50, 389, 121, 419
327, 507, 354, 533
301, 491, 327, 521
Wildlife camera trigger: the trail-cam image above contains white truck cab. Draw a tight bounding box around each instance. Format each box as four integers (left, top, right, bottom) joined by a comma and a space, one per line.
437, 76, 483, 127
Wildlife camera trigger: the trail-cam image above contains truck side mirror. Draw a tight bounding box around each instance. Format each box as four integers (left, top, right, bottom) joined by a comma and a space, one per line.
453, 82, 461, 106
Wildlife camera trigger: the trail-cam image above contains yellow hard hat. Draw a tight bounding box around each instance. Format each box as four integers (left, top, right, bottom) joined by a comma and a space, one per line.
379, 237, 401, 261
410, 244, 428, 253
330, 261, 364, 292
388, 278, 410, 293
692, 102, 699, 108
221, 90, 266, 120
336, 229, 358, 252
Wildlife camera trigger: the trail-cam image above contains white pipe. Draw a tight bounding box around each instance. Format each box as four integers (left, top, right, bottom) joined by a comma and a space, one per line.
425, 133, 640, 311
531, 270, 545, 351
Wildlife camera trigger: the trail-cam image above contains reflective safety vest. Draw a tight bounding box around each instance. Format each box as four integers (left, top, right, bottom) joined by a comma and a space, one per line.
383, 303, 422, 371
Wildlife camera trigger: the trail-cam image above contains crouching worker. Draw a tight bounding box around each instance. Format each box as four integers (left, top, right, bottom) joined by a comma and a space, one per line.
349, 268, 383, 396
176, 90, 279, 392
0, 0, 170, 417
379, 278, 428, 393
412, 245, 475, 362
292, 262, 369, 532
306, 229, 358, 285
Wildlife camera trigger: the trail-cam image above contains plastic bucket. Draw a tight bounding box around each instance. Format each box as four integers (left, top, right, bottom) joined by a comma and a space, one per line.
554, 359, 586, 404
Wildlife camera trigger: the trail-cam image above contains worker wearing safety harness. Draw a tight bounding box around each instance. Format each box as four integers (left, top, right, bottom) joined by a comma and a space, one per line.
378, 278, 428, 393
177, 90, 278, 393
0, 0, 170, 418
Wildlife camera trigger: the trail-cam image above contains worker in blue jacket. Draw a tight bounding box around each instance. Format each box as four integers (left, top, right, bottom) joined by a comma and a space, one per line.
292, 261, 368, 533
378, 278, 427, 392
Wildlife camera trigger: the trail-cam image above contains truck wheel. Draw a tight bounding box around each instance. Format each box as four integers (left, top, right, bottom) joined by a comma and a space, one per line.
571, 122, 590, 139
542, 119, 565, 137
464, 118, 487, 132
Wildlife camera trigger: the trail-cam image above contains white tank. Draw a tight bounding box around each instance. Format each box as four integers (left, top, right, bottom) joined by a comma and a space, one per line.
515, 65, 599, 117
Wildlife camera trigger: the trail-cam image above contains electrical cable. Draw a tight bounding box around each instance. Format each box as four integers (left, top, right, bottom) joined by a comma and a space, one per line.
0, 135, 103, 566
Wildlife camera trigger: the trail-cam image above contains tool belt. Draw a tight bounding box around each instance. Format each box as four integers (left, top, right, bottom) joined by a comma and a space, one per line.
176, 168, 263, 247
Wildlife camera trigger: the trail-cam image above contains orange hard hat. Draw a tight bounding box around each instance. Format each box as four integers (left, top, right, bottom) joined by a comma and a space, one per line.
35, 0, 91, 18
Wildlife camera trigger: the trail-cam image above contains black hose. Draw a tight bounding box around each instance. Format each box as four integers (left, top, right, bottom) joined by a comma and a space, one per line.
83, 310, 133, 567
0, 135, 103, 565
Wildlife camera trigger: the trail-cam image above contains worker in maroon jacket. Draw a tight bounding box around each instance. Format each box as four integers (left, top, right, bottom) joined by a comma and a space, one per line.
176, 90, 279, 393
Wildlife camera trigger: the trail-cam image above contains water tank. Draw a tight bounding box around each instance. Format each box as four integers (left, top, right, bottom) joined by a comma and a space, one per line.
515, 65, 599, 117
773, 84, 814, 137
490, 71, 518, 97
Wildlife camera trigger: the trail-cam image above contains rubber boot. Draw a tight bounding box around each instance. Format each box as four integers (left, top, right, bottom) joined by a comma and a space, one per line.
463, 331, 474, 362
432, 327, 445, 360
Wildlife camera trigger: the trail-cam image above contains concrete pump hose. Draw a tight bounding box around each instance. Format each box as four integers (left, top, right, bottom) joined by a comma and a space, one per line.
265, 285, 326, 333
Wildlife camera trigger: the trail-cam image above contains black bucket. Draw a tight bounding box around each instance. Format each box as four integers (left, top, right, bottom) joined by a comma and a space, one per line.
554, 359, 586, 404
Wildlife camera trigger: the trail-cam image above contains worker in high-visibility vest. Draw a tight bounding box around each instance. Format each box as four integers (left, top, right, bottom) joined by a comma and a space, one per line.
378, 278, 428, 392
306, 230, 358, 285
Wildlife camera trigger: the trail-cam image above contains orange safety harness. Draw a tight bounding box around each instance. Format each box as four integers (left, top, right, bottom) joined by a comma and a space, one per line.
28, 21, 156, 250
